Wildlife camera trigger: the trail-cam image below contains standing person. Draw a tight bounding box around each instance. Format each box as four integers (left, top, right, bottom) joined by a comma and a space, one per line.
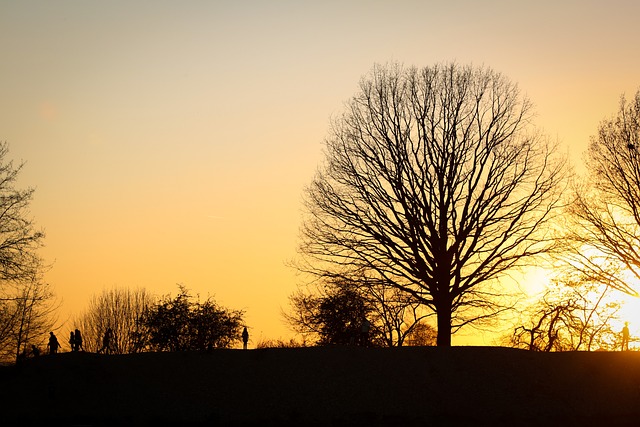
69, 331, 76, 352
360, 318, 370, 347
99, 328, 113, 354
242, 327, 249, 350
47, 332, 60, 355
74, 329, 83, 352
622, 322, 630, 351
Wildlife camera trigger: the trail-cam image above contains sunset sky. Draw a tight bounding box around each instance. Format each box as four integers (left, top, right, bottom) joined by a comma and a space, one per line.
2, 1, 640, 345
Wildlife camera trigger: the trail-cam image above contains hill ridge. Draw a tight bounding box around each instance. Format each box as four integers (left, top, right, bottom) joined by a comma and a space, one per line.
2, 346, 639, 426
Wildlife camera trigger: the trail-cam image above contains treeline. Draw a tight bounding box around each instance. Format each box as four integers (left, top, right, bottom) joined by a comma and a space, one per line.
2, 62, 640, 361
288, 62, 640, 350
74, 286, 245, 355
0, 141, 51, 363
2, 285, 246, 361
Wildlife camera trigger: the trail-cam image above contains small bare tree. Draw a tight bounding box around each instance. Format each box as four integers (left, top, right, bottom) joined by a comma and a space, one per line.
285, 276, 433, 347
298, 63, 566, 346
348, 275, 431, 347
508, 277, 620, 352
0, 278, 58, 362
404, 322, 437, 347
286, 283, 369, 346
75, 287, 154, 354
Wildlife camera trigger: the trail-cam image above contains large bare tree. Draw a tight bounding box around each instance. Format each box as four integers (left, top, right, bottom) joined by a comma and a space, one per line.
298, 63, 566, 346
0, 142, 44, 286
0, 141, 50, 361
567, 91, 640, 295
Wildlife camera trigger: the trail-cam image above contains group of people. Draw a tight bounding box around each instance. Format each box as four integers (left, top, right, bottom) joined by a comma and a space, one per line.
45, 327, 109, 355
68, 329, 83, 352
42, 326, 247, 354
46, 329, 83, 355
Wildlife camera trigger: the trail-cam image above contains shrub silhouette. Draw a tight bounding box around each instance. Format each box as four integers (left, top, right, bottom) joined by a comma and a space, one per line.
140, 285, 244, 351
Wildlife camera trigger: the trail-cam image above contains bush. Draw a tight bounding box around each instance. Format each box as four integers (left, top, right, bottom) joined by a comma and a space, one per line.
140, 286, 244, 351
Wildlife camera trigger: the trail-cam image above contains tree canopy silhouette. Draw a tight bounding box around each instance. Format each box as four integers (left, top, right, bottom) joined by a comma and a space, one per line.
75, 287, 154, 354
568, 90, 640, 296
286, 283, 370, 346
140, 286, 244, 351
0, 142, 44, 286
298, 63, 566, 346
507, 276, 620, 352
286, 275, 431, 347
0, 141, 50, 362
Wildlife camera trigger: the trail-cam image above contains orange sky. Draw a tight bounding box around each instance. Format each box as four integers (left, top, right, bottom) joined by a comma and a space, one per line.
2, 1, 640, 345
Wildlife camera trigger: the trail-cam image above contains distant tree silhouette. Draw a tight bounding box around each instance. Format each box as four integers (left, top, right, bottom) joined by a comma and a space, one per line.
286, 283, 373, 346
507, 275, 620, 351
297, 62, 566, 346
355, 275, 432, 347
75, 287, 154, 354
286, 275, 431, 347
0, 279, 57, 362
404, 322, 437, 347
0, 142, 50, 362
566, 90, 640, 296
255, 337, 307, 349
140, 285, 244, 351
0, 142, 45, 286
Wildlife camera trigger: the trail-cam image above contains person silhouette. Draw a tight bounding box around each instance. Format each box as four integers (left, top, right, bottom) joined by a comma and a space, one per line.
360, 318, 370, 346
69, 331, 76, 352
242, 327, 249, 350
74, 329, 83, 352
31, 345, 40, 357
99, 328, 113, 354
622, 322, 630, 351
47, 332, 60, 355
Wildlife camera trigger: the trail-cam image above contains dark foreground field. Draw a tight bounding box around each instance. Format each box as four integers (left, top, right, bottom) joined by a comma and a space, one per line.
2, 346, 640, 426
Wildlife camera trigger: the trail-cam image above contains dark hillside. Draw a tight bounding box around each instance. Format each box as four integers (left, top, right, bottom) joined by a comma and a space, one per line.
2, 346, 640, 426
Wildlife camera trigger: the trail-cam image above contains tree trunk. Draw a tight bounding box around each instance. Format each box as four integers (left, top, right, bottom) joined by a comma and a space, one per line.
436, 305, 452, 347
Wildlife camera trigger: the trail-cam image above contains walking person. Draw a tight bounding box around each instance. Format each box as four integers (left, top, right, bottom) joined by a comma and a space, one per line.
69, 331, 76, 352
47, 332, 60, 355
74, 329, 83, 351
99, 328, 113, 354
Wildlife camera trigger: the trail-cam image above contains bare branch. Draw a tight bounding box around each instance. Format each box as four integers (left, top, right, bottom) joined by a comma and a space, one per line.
565, 90, 640, 295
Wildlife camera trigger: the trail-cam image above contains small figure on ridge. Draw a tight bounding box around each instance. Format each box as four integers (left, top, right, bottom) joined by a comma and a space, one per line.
47, 332, 60, 355
242, 326, 249, 350
99, 328, 113, 354
74, 329, 83, 352
622, 322, 630, 351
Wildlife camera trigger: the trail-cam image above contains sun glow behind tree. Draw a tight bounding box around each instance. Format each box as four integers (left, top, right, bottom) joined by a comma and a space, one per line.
612, 271, 640, 348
